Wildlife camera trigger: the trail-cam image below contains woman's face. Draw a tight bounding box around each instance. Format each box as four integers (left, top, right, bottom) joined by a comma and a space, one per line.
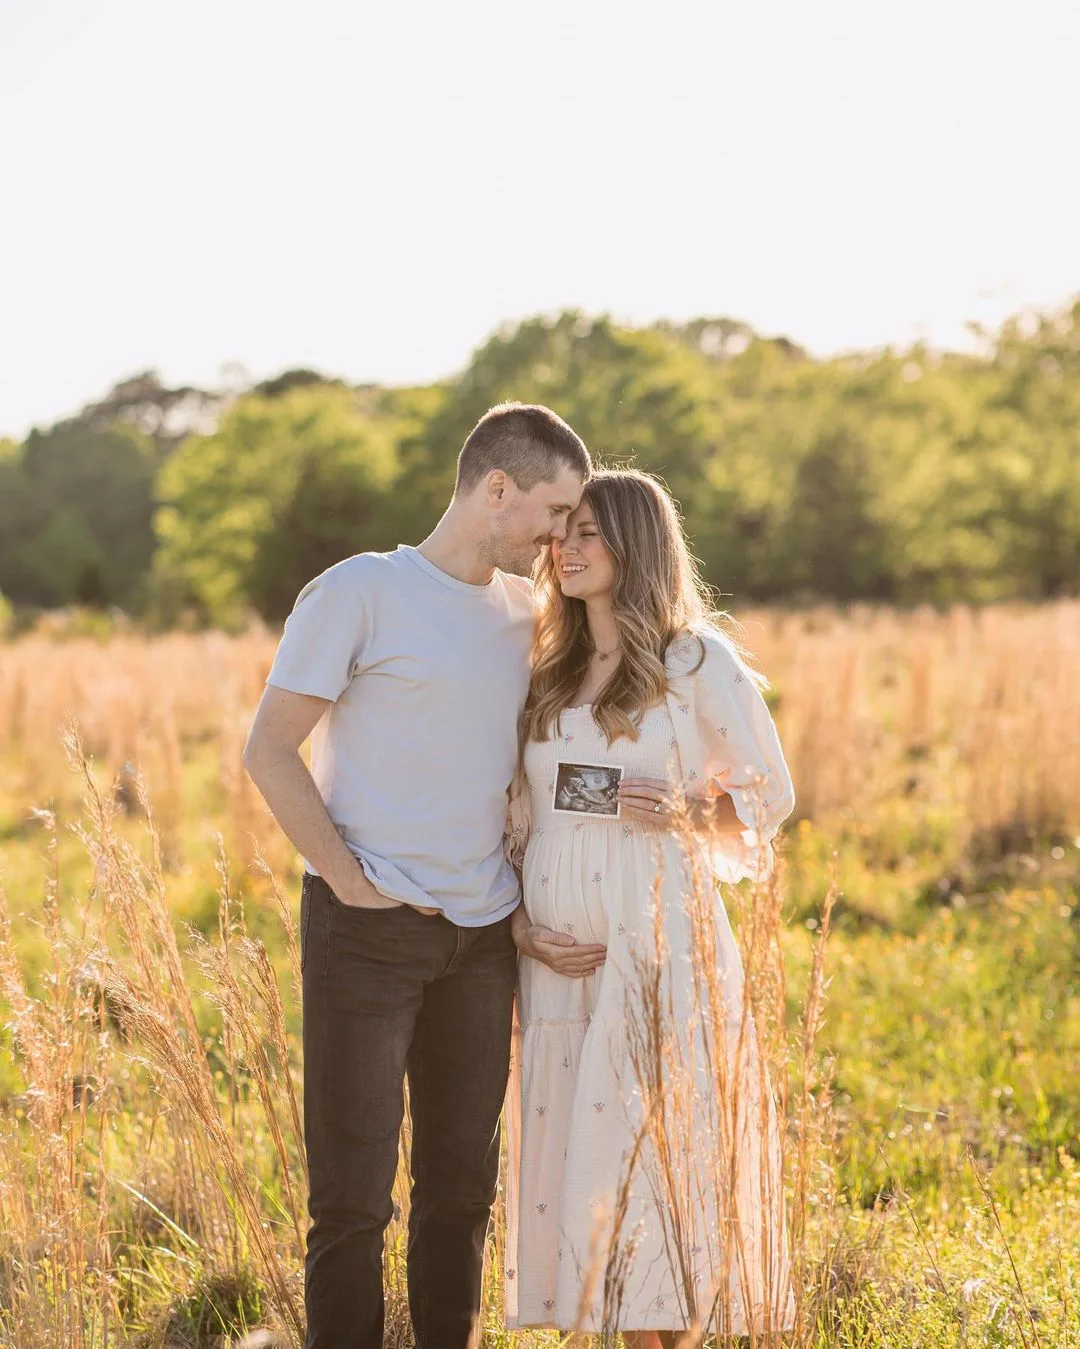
551, 500, 616, 602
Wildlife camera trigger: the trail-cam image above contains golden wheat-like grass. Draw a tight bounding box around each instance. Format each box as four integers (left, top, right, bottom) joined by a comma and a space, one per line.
3, 601, 1076, 860
0, 601, 1076, 1345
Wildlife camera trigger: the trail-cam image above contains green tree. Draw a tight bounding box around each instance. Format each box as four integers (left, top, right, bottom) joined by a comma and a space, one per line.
987, 302, 1080, 596
153, 384, 403, 624
7, 297, 1079, 621
0, 422, 157, 609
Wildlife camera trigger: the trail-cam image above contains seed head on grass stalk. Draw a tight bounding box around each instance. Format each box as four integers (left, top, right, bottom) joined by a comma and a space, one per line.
58, 728, 304, 1342
249, 843, 303, 1012
91, 943, 304, 1343
0, 815, 124, 1345
188, 839, 307, 1255
967, 1145, 1044, 1349
582, 787, 835, 1348
65, 724, 231, 1248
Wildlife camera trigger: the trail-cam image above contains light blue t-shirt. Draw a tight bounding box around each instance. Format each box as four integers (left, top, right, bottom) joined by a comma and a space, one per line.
265, 545, 534, 927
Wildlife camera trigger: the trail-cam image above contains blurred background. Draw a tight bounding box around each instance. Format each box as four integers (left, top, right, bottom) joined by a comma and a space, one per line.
0, 6, 1078, 1346
1, 0, 1078, 630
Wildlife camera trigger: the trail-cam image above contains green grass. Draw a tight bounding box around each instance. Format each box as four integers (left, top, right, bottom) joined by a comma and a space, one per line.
0, 738, 1077, 1347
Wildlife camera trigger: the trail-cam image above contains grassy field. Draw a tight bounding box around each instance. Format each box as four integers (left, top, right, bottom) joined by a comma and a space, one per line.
0, 602, 1077, 1347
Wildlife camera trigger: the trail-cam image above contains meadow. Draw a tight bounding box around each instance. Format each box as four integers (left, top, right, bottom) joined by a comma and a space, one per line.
0, 601, 1077, 1347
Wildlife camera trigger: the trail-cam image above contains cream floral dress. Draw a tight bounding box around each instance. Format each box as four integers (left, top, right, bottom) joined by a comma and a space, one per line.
504, 637, 796, 1335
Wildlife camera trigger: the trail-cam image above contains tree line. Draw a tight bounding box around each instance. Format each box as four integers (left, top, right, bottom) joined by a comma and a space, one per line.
1, 301, 1077, 628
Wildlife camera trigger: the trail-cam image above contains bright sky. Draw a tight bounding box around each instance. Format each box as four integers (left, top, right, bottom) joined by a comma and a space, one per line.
1, 0, 1077, 439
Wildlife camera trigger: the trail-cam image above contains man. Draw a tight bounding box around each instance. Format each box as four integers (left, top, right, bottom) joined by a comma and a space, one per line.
243, 402, 605, 1349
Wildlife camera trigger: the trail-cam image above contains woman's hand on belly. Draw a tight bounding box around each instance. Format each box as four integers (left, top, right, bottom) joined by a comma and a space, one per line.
510, 901, 606, 978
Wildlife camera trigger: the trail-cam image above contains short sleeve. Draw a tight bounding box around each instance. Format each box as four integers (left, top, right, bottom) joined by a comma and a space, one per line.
694, 631, 796, 879
265, 562, 369, 702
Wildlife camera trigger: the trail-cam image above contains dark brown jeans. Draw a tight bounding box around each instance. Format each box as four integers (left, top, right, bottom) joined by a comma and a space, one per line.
300, 873, 516, 1349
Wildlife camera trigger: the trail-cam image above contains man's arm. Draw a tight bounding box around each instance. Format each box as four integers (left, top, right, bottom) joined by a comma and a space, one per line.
243, 685, 412, 910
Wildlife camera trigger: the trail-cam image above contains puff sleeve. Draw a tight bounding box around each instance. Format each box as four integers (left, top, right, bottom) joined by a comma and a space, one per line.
692, 631, 796, 883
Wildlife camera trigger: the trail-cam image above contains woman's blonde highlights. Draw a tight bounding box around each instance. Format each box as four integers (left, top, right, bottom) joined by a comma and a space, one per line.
523, 469, 742, 746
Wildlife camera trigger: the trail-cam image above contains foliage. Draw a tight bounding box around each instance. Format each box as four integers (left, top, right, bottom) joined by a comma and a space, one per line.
2, 299, 1078, 623
152, 384, 405, 624
0, 421, 158, 610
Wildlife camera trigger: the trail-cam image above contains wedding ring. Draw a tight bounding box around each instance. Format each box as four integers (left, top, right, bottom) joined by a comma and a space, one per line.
653, 801, 662, 814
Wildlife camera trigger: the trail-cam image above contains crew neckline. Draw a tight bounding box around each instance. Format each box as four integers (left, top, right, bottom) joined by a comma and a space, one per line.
397, 544, 499, 594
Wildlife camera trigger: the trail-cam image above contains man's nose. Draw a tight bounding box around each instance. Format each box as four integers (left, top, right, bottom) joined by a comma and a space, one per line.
550, 519, 570, 542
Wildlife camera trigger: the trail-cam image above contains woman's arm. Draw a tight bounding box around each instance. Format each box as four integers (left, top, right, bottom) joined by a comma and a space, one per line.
509, 900, 607, 978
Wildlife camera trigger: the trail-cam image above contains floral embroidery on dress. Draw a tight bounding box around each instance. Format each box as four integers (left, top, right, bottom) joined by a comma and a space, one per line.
565, 922, 575, 933
592, 871, 602, 883
536, 1201, 548, 1214
507, 1268, 516, 1280
622, 823, 634, 838
617, 922, 626, 935
717, 725, 728, 737
593, 1101, 606, 1113
561, 1056, 570, 1068
563, 732, 574, 745
678, 702, 690, 714
734, 671, 744, 683
543, 1298, 555, 1311
687, 768, 698, 779
670, 735, 678, 749
540, 875, 549, 887
536, 1105, 547, 1116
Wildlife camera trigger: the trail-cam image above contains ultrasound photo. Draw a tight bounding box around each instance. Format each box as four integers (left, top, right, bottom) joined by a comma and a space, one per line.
552, 761, 623, 818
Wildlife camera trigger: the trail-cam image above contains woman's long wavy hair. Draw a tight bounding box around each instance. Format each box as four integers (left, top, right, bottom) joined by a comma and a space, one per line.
523, 468, 754, 746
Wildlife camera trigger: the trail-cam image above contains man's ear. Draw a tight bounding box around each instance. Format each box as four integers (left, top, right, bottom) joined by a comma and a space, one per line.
485, 469, 508, 504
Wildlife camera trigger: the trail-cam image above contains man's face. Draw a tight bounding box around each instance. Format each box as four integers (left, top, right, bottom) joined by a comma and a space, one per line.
489, 467, 586, 576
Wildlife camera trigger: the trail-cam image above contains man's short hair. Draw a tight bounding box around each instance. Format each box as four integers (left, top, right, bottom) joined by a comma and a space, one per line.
455, 402, 591, 495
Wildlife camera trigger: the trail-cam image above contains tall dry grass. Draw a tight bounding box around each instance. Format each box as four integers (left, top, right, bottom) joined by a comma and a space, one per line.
0, 749, 840, 1346
737, 600, 1080, 847
3, 601, 1077, 866
0, 732, 307, 1346
557, 795, 837, 1348
0, 601, 1076, 1344
0, 629, 281, 871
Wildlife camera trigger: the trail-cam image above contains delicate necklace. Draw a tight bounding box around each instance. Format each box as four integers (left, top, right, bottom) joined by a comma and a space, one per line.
592, 645, 620, 662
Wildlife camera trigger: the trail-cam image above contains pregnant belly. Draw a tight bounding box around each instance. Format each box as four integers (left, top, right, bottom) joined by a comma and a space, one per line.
523, 830, 614, 946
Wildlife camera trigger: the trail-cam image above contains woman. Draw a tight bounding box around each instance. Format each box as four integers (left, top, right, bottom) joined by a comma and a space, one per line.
505, 470, 796, 1346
